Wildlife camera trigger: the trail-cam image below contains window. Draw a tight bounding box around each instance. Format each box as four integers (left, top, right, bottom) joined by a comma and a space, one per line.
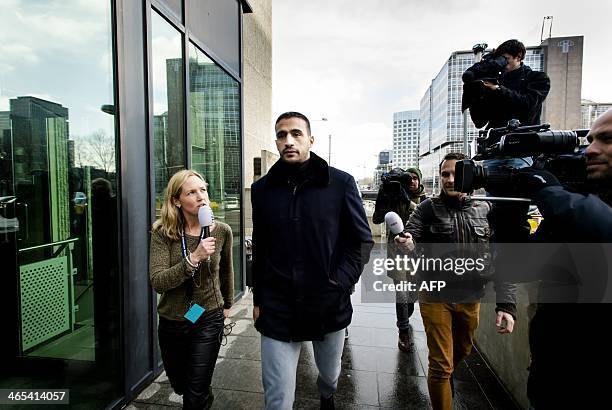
151, 11, 185, 211
188, 43, 243, 292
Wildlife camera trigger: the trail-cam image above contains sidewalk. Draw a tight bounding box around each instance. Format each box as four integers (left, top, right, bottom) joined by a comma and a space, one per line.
128, 286, 519, 409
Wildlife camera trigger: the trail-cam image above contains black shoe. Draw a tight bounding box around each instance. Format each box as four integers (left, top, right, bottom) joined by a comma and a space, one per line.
398, 330, 413, 352
320, 395, 335, 410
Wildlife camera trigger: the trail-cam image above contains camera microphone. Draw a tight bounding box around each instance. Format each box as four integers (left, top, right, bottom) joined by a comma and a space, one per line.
198, 205, 214, 240
384, 212, 410, 238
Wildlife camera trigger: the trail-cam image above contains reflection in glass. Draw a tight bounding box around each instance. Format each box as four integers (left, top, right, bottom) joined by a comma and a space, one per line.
151, 11, 185, 213
0, 0, 121, 407
188, 43, 243, 292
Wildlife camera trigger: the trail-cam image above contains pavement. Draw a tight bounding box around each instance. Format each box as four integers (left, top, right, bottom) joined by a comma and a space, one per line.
128, 285, 519, 409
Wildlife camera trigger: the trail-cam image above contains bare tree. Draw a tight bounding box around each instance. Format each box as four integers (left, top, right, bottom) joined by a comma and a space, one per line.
72, 136, 88, 169
79, 130, 116, 174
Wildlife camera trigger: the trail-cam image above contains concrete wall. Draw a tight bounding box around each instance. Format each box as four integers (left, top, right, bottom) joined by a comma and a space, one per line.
475, 283, 539, 409
244, 149, 278, 235
243, 0, 274, 187
541, 36, 584, 129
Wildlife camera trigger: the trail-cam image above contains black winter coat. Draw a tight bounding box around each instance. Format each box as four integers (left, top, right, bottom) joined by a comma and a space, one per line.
467, 64, 550, 129
251, 152, 374, 342
527, 186, 612, 408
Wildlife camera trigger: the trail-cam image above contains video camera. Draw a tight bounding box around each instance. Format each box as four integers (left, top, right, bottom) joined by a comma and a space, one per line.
462, 52, 507, 85
454, 119, 590, 195
461, 45, 508, 114
380, 168, 413, 197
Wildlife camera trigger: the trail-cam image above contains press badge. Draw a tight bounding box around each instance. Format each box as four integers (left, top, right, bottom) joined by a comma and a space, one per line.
184, 303, 205, 323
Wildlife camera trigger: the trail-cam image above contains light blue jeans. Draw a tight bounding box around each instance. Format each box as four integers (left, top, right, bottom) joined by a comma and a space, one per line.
261, 329, 345, 410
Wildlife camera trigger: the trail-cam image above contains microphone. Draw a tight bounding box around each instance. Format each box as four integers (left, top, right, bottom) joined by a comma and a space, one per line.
384, 211, 410, 238
198, 205, 214, 240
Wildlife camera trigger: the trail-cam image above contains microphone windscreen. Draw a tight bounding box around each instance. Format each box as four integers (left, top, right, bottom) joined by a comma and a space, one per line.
198, 205, 214, 227
384, 212, 405, 235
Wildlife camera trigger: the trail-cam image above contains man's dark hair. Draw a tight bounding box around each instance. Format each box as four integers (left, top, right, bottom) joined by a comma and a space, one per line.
494, 39, 526, 61
439, 152, 467, 171
275, 111, 311, 135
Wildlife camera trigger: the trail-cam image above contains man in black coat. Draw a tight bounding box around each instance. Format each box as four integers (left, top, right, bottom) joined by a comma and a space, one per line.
513, 108, 612, 409
251, 111, 373, 409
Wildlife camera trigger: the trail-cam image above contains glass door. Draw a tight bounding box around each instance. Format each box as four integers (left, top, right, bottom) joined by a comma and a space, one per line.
0, 1, 122, 408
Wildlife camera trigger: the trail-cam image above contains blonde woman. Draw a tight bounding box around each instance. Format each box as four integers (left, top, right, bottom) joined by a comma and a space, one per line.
150, 170, 234, 410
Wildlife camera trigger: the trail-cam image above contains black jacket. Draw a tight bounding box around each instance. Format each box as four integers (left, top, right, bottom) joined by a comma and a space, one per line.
467, 64, 550, 129
251, 152, 374, 342
527, 186, 612, 408
534, 186, 612, 242
404, 194, 517, 318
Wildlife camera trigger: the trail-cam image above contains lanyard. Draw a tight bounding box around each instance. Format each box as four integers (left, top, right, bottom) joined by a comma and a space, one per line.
180, 230, 200, 307
180, 231, 189, 260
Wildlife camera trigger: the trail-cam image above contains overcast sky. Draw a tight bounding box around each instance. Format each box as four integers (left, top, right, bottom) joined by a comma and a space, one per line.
272, 0, 612, 179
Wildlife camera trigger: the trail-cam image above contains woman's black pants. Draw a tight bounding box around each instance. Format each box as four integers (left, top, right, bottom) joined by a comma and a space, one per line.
158, 309, 224, 410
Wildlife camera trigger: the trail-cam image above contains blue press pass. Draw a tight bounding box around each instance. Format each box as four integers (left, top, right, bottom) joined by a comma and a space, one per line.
184, 303, 205, 323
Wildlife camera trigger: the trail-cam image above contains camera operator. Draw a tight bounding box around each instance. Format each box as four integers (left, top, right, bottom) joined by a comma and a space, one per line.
463, 39, 551, 242
464, 39, 551, 130
513, 108, 612, 409
373, 167, 426, 352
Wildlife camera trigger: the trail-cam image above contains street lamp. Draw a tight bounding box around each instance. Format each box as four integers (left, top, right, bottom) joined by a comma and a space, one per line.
312, 117, 330, 164
541, 16, 553, 43
328, 133, 332, 165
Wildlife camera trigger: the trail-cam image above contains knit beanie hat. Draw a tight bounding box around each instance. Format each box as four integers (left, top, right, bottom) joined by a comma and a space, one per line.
406, 167, 422, 181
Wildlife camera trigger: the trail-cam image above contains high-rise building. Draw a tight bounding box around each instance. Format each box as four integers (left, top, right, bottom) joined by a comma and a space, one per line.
392, 110, 419, 169
0, 111, 11, 197
166, 56, 241, 202
582, 99, 612, 128
9, 96, 70, 245
379, 149, 392, 165
419, 36, 583, 193
189, 57, 241, 198
373, 149, 393, 189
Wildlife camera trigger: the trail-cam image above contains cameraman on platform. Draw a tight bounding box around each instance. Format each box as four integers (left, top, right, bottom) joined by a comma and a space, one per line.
513, 109, 612, 409
463, 39, 551, 242
373, 167, 426, 352
463, 39, 551, 130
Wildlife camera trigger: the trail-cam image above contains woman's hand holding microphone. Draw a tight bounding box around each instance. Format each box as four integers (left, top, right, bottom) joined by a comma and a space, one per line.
190, 237, 216, 265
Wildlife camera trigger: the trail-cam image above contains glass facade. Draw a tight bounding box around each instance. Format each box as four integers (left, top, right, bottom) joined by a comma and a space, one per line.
151, 10, 185, 213
0, 0, 122, 407
0, 0, 249, 408
419, 87, 432, 156
188, 43, 243, 292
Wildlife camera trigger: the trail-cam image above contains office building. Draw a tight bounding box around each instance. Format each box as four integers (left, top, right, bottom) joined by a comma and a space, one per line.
393, 110, 420, 169
582, 99, 612, 128
373, 149, 393, 189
